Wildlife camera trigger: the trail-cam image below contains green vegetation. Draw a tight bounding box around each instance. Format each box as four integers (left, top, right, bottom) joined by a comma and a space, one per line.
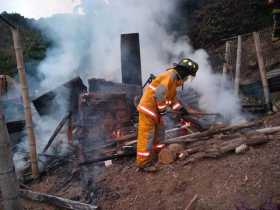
0, 12, 49, 76
177, 0, 271, 47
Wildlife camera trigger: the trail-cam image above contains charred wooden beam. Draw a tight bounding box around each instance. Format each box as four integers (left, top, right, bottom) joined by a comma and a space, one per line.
88, 78, 141, 101
43, 112, 71, 153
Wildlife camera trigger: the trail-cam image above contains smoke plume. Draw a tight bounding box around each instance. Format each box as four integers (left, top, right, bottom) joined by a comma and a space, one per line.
35, 0, 242, 122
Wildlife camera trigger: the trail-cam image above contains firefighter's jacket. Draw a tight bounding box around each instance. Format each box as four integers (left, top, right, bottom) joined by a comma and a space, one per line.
137, 68, 184, 122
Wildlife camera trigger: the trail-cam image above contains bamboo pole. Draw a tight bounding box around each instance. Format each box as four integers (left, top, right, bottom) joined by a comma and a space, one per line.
0, 113, 22, 210
11, 28, 39, 177
253, 32, 271, 111
234, 35, 242, 96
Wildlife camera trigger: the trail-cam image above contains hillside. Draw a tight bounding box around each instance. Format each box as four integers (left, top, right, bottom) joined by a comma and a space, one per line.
0, 0, 273, 77
176, 0, 271, 48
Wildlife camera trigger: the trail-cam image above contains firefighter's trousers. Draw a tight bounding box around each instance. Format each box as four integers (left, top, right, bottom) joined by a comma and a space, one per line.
136, 112, 165, 168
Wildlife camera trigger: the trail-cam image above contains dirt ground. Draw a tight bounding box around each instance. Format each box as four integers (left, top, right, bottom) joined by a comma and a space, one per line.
18, 112, 280, 210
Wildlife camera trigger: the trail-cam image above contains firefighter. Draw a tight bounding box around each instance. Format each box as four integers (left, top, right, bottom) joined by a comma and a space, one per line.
136, 58, 199, 172
268, 0, 280, 42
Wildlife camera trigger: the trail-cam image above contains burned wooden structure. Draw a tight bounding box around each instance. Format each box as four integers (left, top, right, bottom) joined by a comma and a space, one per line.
88, 78, 141, 101
78, 92, 133, 151
32, 77, 87, 117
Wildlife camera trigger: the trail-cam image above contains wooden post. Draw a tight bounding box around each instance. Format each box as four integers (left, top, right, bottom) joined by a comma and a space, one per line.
11, 29, 39, 177
253, 32, 271, 111
222, 42, 230, 77
222, 41, 231, 88
0, 113, 22, 210
234, 35, 242, 96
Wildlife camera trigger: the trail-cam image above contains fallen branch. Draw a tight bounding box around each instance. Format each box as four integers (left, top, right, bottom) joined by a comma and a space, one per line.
20, 189, 99, 210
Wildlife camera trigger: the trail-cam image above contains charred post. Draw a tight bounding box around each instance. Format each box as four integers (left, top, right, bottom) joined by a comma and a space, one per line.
0, 113, 22, 210
121, 33, 142, 86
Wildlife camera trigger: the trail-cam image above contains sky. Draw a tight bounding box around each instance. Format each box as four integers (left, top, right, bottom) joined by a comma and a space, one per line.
0, 0, 81, 19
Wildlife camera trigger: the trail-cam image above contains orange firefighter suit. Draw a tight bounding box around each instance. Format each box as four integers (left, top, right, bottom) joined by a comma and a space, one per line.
136, 68, 184, 167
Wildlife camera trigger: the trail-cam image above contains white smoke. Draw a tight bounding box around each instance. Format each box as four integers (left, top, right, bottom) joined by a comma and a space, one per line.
187, 50, 243, 123
35, 0, 243, 122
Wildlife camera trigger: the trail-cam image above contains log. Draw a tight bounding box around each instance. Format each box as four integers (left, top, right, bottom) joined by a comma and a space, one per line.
158, 144, 185, 164
20, 189, 99, 210
164, 121, 262, 144
183, 134, 271, 165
